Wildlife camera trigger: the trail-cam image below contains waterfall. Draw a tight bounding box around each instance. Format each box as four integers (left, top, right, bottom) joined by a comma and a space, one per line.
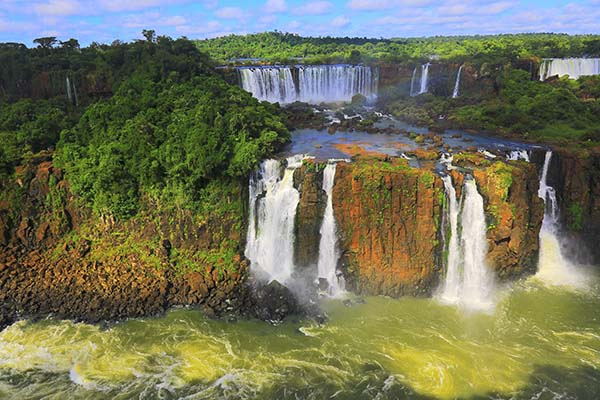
239, 67, 297, 104
439, 175, 461, 303
238, 65, 376, 104
410, 63, 430, 96
66, 76, 72, 103
438, 176, 496, 311
536, 151, 586, 287
539, 58, 600, 81
419, 63, 430, 94
452, 65, 463, 98
245, 155, 305, 284
410, 67, 417, 96
317, 162, 345, 297
506, 150, 530, 162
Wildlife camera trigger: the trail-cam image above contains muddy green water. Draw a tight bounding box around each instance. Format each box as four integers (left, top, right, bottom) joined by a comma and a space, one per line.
1, 276, 599, 399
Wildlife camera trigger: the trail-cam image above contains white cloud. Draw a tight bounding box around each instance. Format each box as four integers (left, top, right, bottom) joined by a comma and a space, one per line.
215, 6, 244, 19
33, 0, 82, 16
98, 0, 163, 12
347, 0, 430, 11
293, 1, 333, 15
331, 15, 350, 27
264, 0, 286, 13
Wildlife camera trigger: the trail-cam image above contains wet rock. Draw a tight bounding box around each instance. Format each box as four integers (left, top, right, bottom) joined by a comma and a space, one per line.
251, 280, 299, 323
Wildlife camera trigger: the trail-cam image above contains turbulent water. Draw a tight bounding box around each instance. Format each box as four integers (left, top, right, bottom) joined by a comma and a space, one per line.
239, 65, 377, 104
438, 177, 496, 311
539, 58, 600, 80
316, 162, 345, 297
1, 277, 599, 400
452, 65, 463, 98
245, 155, 304, 283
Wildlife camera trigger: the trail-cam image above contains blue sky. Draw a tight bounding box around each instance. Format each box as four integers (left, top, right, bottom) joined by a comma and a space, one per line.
0, 0, 599, 46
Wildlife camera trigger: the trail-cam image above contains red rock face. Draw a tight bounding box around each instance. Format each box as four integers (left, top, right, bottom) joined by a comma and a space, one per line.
332, 157, 444, 296
294, 154, 545, 297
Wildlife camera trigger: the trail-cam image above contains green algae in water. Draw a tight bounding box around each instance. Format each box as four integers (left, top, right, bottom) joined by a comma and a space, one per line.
1, 278, 599, 399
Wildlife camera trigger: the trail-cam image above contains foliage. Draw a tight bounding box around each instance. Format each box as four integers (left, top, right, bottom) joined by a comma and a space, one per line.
57, 74, 288, 218
196, 32, 600, 65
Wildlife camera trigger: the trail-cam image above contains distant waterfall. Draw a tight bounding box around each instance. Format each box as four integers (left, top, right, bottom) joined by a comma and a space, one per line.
245, 155, 305, 283
66, 76, 72, 103
438, 176, 496, 311
410, 63, 430, 96
536, 151, 586, 287
317, 162, 345, 297
410, 67, 417, 96
539, 58, 600, 81
452, 65, 463, 98
238, 65, 377, 104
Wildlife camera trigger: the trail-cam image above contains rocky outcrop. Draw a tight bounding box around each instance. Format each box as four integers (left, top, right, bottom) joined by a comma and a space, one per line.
292, 153, 545, 297
293, 162, 326, 268
332, 157, 444, 297
453, 154, 545, 279
549, 147, 600, 264
0, 155, 255, 328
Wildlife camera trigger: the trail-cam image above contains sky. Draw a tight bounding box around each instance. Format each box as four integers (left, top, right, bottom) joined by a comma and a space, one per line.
0, 0, 599, 46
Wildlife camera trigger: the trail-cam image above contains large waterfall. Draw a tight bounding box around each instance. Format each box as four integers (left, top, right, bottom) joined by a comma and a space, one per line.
539, 58, 600, 81
245, 155, 304, 283
410, 63, 430, 96
316, 162, 345, 297
438, 176, 496, 311
452, 65, 463, 98
239, 65, 377, 104
239, 67, 297, 104
536, 151, 586, 287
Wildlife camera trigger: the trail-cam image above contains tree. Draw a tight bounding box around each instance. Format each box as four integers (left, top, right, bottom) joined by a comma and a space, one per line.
60, 38, 80, 50
142, 29, 156, 43
33, 36, 57, 49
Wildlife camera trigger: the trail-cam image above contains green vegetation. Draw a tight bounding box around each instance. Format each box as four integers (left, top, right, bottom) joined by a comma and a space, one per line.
450, 70, 600, 145
567, 202, 584, 231
196, 32, 600, 64
0, 32, 290, 275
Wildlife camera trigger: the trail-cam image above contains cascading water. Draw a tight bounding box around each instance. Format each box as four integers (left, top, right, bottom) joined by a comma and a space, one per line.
410, 63, 430, 96
506, 150, 530, 162
419, 63, 430, 94
539, 58, 600, 81
410, 67, 417, 96
238, 65, 376, 104
439, 175, 461, 303
239, 67, 297, 104
438, 176, 496, 311
536, 151, 586, 287
452, 65, 463, 98
245, 155, 305, 283
316, 162, 345, 297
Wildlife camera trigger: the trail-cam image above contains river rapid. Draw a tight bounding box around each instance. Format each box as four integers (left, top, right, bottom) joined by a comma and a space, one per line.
1, 273, 599, 399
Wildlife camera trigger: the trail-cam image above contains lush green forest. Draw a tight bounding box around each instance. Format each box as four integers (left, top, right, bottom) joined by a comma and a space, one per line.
0, 31, 289, 220
196, 31, 600, 64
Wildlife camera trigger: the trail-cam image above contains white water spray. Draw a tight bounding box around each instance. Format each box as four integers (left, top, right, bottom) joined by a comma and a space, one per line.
452, 65, 463, 98
507, 150, 530, 162
536, 151, 586, 287
316, 162, 345, 297
438, 177, 496, 311
245, 155, 305, 283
